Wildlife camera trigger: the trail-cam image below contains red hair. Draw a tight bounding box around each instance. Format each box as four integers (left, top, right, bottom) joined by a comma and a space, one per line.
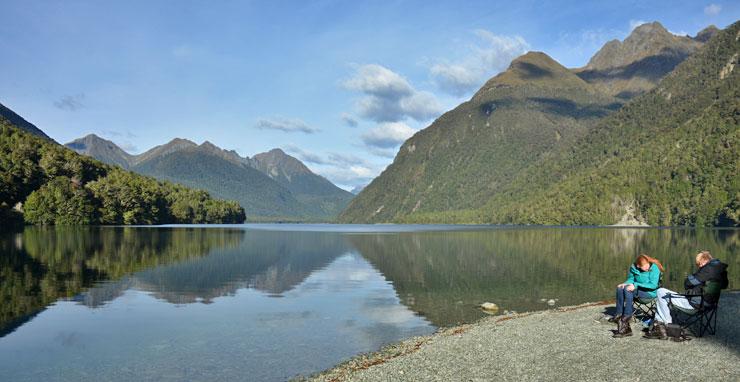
636, 254, 664, 272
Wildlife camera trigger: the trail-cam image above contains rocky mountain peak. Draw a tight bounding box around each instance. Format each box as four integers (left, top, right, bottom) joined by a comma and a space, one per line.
481, 51, 590, 92
253, 148, 311, 178
584, 21, 701, 71
65, 133, 133, 169
693, 25, 719, 43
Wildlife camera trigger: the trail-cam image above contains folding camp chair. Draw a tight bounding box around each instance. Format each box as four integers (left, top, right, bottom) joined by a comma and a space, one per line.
666, 280, 722, 337
632, 274, 662, 325
633, 296, 657, 324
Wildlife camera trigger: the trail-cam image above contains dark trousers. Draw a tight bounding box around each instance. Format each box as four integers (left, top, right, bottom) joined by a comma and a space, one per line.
615, 287, 652, 317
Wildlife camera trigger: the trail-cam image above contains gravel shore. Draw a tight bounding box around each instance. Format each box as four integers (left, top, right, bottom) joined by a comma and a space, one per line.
306, 292, 740, 382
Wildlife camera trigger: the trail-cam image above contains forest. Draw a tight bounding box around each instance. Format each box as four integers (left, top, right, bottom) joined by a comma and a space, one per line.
0, 118, 245, 228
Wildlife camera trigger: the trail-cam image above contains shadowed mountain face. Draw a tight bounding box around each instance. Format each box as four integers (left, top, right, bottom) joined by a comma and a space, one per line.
478, 21, 740, 226
339, 51, 618, 223
574, 22, 704, 99
66, 138, 353, 221
253, 149, 355, 218
66, 134, 134, 169
0, 102, 54, 142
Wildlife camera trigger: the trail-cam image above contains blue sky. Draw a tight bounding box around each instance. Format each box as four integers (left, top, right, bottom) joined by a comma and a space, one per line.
1, 1, 738, 190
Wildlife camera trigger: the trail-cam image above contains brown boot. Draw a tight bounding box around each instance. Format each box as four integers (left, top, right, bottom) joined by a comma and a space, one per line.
607, 314, 622, 323
613, 316, 633, 338
643, 322, 668, 340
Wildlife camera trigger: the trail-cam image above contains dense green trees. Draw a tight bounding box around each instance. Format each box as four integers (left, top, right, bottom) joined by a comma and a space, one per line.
24, 177, 98, 225
0, 118, 245, 227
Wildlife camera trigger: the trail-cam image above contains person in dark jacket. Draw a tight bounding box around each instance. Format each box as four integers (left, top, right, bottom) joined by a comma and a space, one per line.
646, 250, 729, 340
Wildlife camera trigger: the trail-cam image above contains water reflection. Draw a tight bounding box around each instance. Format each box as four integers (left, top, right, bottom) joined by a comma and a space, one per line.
0, 227, 432, 382
0, 226, 737, 381
0, 226, 244, 336
352, 228, 740, 325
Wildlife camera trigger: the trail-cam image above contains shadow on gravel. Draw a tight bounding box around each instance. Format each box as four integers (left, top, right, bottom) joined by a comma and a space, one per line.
703, 292, 740, 355
601, 292, 740, 355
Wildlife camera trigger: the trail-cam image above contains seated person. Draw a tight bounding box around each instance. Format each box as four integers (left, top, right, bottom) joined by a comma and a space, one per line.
645, 250, 729, 339
611, 254, 663, 338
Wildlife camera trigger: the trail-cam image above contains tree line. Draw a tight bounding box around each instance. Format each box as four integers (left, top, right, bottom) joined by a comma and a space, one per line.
0, 119, 245, 228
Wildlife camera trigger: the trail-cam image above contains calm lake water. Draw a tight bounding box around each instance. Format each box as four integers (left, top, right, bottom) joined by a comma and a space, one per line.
1, 225, 738, 381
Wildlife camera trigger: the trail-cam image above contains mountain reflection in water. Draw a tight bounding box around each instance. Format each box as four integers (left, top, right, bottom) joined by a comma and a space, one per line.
0, 226, 737, 381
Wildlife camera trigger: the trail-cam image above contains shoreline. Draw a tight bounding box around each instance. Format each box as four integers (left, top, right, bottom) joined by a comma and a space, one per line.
304, 293, 740, 381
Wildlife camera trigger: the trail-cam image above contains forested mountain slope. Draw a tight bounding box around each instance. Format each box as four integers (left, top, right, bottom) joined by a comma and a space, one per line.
67, 136, 354, 221
339, 52, 619, 223
475, 21, 740, 226
0, 102, 54, 142
0, 114, 245, 228
340, 21, 738, 226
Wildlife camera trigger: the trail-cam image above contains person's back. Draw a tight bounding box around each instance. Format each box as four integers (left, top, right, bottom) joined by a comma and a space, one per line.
684, 257, 729, 305
646, 251, 729, 339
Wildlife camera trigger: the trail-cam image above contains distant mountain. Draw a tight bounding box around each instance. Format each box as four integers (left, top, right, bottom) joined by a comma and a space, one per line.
65, 134, 134, 169
340, 21, 737, 227
339, 51, 619, 223
0, 102, 54, 141
574, 22, 704, 99
253, 149, 354, 218
66, 136, 353, 221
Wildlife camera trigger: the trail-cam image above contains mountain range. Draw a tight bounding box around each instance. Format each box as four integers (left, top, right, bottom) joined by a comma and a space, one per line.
66, 135, 354, 221
340, 21, 738, 227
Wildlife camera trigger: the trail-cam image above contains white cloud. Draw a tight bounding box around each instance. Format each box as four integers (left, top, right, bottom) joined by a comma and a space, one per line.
118, 142, 139, 153
704, 4, 721, 16
282, 145, 381, 188
366, 146, 398, 159
254, 117, 319, 134
317, 165, 380, 187
344, 64, 443, 123
343, 64, 413, 99
399, 91, 443, 121
103, 130, 137, 139
283, 144, 328, 165
341, 112, 359, 127
54, 93, 85, 111
327, 152, 367, 166
361, 122, 416, 149
430, 30, 529, 96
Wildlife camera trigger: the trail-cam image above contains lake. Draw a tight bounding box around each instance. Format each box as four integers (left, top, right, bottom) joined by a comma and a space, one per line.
1, 225, 738, 381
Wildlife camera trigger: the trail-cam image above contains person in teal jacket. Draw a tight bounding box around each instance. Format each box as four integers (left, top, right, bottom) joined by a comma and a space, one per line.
611, 254, 664, 338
